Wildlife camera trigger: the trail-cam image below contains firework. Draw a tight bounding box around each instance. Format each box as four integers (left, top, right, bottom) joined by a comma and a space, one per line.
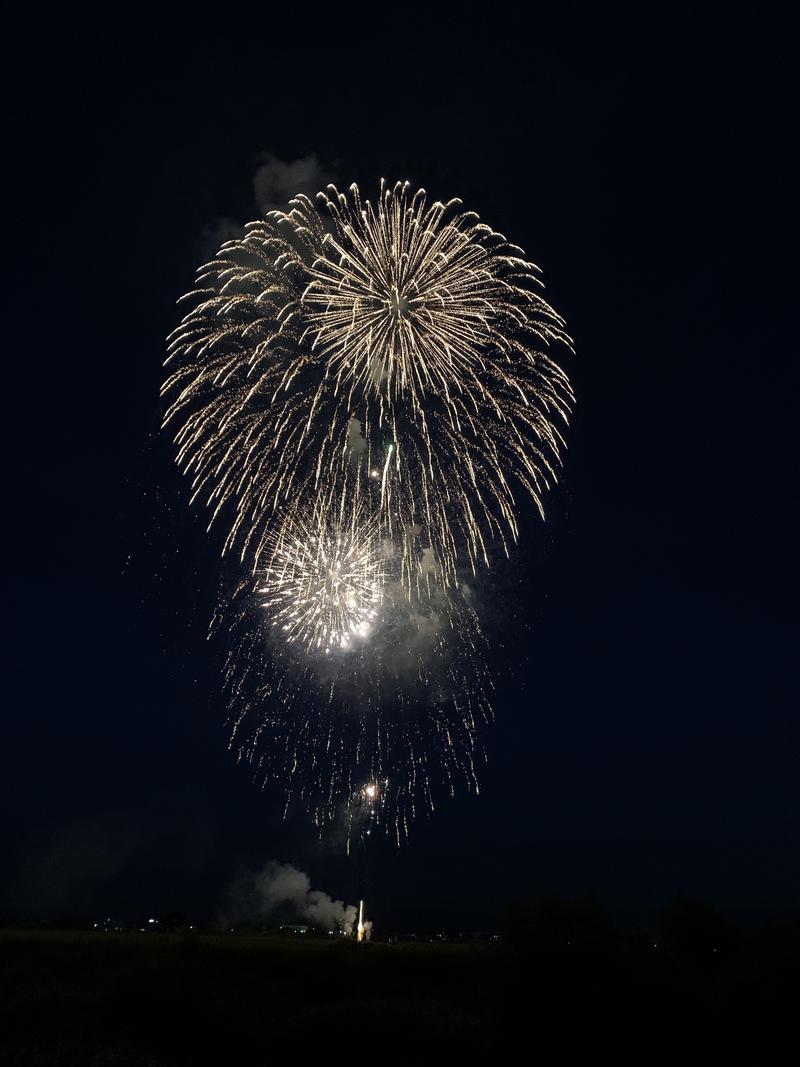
217, 571, 491, 844
356, 899, 367, 943
163, 180, 572, 588
257, 499, 387, 654
166, 178, 572, 842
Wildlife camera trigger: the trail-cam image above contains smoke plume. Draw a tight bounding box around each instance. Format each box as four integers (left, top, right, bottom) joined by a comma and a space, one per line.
197, 152, 335, 258
224, 861, 357, 935
253, 152, 334, 213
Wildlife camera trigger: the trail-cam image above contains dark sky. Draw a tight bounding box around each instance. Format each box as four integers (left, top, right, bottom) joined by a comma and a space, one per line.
6, 7, 798, 928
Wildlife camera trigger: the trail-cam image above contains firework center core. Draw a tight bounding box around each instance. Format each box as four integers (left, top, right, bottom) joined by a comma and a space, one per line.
387, 287, 412, 319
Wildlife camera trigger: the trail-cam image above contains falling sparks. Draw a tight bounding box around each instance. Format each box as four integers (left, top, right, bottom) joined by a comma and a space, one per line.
217, 572, 492, 844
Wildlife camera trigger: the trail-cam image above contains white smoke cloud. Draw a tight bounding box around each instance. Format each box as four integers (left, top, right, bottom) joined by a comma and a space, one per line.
195, 216, 245, 260
224, 861, 357, 935
347, 416, 368, 459
197, 152, 335, 259
419, 546, 438, 578
253, 153, 334, 213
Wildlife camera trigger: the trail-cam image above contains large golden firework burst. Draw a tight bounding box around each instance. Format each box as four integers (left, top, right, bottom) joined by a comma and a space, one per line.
164, 180, 573, 587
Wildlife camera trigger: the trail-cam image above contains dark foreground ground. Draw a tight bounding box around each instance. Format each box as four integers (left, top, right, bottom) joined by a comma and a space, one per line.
1, 918, 797, 1064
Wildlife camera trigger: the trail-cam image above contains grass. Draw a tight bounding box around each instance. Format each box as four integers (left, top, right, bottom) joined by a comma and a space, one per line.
1, 924, 796, 1062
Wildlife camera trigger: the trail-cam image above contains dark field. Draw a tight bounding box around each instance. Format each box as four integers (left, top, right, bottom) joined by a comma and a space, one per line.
2, 917, 797, 1064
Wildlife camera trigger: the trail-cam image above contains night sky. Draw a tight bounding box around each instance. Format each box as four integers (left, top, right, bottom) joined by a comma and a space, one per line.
6, 7, 798, 929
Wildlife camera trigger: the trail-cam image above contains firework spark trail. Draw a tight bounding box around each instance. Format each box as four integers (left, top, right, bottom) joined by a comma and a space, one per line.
163, 180, 573, 589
